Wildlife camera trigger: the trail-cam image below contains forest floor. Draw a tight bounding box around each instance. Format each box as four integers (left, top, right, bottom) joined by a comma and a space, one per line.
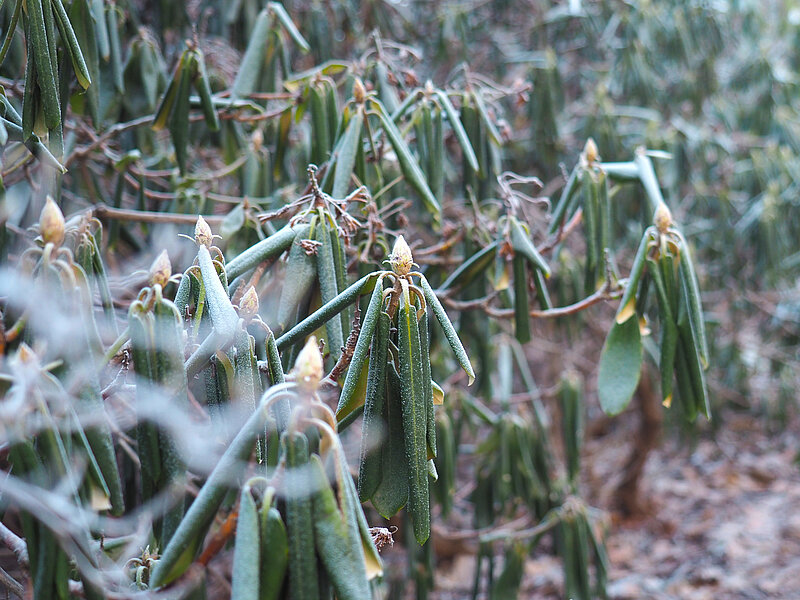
429, 411, 800, 599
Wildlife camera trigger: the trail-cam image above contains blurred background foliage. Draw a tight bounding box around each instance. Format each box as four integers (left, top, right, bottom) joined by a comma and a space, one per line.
0, 0, 798, 598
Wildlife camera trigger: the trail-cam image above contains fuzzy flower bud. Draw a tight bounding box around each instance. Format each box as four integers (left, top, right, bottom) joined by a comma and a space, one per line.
353, 77, 366, 104
654, 202, 672, 234
251, 128, 263, 151
293, 336, 323, 392
583, 138, 599, 164
389, 235, 413, 276
149, 250, 172, 288
195, 215, 213, 247
16, 342, 38, 367
39, 196, 65, 247
238, 286, 260, 321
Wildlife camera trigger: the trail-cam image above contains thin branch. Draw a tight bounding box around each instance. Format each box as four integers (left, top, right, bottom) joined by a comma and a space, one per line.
479, 513, 559, 543
487, 282, 622, 319
539, 206, 583, 255
0, 566, 24, 598
65, 115, 153, 167
438, 279, 622, 319
92, 205, 226, 226
0, 521, 29, 567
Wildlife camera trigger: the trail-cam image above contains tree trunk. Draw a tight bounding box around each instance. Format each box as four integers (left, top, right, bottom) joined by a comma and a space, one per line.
615, 367, 662, 516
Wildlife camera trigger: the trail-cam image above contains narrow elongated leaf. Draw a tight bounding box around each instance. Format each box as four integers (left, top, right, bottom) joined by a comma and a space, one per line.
276, 273, 375, 351
283, 432, 318, 600
315, 219, 343, 359
419, 309, 435, 459
371, 98, 441, 216
634, 149, 666, 214
231, 487, 260, 600
150, 395, 269, 587
331, 107, 363, 198
677, 233, 709, 368
548, 165, 580, 234
358, 310, 390, 501
276, 226, 315, 330
438, 241, 498, 292
27, 0, 60, 128
510, 217, 550, 276
600, 161, 639, 181
231, 8, 271, 99
615, 230, 652, 324
267, 2, 310, 52
370, 363, 409, 517
513, 256, 531, 344
337, 274, 385, 419
649, 257, 678, 407
419, 275, 475, 384
225, 223, 297, 281
434, 89, 479, 172
198, 245, 239, 339
259, 505, 288, 600
52, 0, 92, 88
310, 455, 371, 599
193, 49, 219, 131
398, 301, 430, 545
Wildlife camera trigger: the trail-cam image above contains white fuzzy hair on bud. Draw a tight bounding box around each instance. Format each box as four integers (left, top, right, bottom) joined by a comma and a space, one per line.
389, 235, 413, 276
149, 250, 172, 288
195, 215, 213, 247
654, 202, 672, 234
293, 336, 323, 392
40, 196, 65, 247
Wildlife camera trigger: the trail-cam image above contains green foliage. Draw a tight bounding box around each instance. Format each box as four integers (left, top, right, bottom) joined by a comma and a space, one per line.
0, 0, 794, 598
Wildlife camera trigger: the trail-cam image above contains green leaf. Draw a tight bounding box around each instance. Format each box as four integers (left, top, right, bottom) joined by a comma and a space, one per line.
677, 232, 709, 368
51, 0, 92, 89
231, 487, 260, 600
398, 300, 430, 545
259, 504, 288, 600
230, 8, 271, 99
509, 217, 550, 277
438, 241, 498, 292
225, 223, 297, 282
331, 107, 363, 198
371, 98, 441, 216
615, 229, 652, 324
337, 274, 385, 420
310, 455, 371, 599
149, 394, 269, 587
267, 2, 310, 52
27, 0, 60, 129
357, 310, 390, 501
276, 273, 376, 352
314, 218, 344, 360
276, 225, 315, 330
419, 275, 475, 384
198, 245, 239, 339
597, 316, 642, 415
434, 90, 479, 173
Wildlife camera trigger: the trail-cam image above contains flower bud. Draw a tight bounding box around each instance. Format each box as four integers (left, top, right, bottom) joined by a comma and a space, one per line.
654, 202, 672, 234
195, 215, 213, 247
353, 77, 366, 104
251, 128, 263, 151
40, 196, 65, 247
149, 250, 172, 288
389, 235, 413, 276
16, 342, 38, 366
583, 138, 599, 164
238, 286, 259, 320
294, 336, 323, 392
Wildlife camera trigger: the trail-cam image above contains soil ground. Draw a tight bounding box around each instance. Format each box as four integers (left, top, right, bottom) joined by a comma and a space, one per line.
429, 413, 800, 599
